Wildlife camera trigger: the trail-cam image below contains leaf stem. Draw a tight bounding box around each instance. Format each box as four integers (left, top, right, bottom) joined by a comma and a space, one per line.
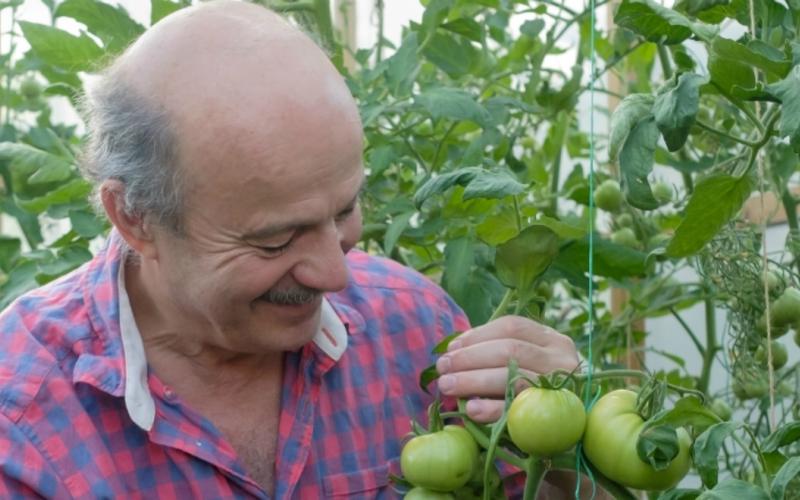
490, 289, 515, 321
695, 121, 758, 147
431, 122, 458, 172
668, 307, 705, 357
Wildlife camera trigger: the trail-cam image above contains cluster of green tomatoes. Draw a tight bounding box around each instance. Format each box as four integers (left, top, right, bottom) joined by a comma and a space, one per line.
399, 387, 692, 498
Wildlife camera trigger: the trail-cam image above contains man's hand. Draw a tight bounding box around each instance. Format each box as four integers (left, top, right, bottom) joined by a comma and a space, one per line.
435, 315, 579, 423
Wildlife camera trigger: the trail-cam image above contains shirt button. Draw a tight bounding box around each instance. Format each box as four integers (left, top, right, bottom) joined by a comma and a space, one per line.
163, 387, 177, 402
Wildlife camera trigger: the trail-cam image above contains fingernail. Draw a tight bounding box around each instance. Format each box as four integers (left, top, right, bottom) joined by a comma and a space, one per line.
438, 374, 455, 394
447, 339, 462, 352
466, 399, 484, 416
436, 356, 451, 374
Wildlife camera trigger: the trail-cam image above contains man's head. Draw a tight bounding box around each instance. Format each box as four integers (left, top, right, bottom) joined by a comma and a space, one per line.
84, 0, 365, 354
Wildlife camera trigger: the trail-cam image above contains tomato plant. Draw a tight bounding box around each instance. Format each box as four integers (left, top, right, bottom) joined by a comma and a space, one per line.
400, 425, 479, 492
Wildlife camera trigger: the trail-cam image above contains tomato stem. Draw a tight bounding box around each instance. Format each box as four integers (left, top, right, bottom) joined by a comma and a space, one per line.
549, 454, 638, 500
522, 457, 547, 500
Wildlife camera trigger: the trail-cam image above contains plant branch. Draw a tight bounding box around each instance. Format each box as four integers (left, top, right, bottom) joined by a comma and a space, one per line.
697, 298, 718, 395
431, 122, 458, 172
695, 121, 758, 147
669, 307, 705, 356
522, 458, 547, 500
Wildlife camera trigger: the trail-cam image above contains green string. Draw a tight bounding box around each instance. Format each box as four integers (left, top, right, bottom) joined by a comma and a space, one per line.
576, 0, 598, 497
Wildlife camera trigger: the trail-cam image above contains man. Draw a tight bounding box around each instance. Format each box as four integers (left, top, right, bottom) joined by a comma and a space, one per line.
0, 1, 579, 498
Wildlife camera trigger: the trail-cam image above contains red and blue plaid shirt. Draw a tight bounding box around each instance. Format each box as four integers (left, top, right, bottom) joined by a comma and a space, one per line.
0, 231, 471, 499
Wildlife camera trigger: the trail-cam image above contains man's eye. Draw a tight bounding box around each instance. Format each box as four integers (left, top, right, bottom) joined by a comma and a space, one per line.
335, 205, 357, 222
260, 239, 293, 256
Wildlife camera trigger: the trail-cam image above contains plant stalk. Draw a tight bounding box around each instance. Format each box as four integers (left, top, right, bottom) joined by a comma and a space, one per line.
522, 457, 547, 500
697, 298, 717, 395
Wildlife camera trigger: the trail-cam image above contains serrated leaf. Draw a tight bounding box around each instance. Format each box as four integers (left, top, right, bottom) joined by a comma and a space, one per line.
0, 261, 38, 310
441, 18, 484, 42
696, 479, 769, 500
0, 142, 74, 185
495, 225, 559, 296
535, 215, 586, 239
16, 178, 92, 214
422, 32, 480, 79
415, 88, 493, 127
620, 117, 660, 210
609, 93, 654, 161
0, 236, 21, 272
414, 168, 479, 207
442, 237, 474, 300
762, 421, 800, 453
667, 174, 752, 257
55, 0, 144, 53
766, 66, 800, 153
710, 37, 791, 80
653, 73, 705, 151
615, 0, 718, 44
708, 38, 757, 99
68, 209, 107, 239
19, 21, 104, 71
462, 170, 526, 201
674, 0, 729, 16
151, 0, 187, 25
693, 421, 740, 488
384, 32, 419, 97
644, 396, 720, 430
637, 425, 680, 470
771, 457, 800, 500
554, 236, 649, 282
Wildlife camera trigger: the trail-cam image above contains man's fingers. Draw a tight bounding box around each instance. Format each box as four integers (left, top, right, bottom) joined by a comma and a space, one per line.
437, 338, 573, 375
464, 399, 505, 423
448, 315, 569, 351
437, 367, 537, 398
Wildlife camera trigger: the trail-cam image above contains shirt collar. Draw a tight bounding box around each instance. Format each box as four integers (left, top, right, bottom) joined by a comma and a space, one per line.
117, 255, 350, 431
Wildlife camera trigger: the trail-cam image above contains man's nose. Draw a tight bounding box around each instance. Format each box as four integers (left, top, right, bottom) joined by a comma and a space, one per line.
294, 222, 350, 292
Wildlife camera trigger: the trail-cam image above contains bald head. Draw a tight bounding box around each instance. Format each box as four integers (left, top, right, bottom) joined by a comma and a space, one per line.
83, 0, 363, 232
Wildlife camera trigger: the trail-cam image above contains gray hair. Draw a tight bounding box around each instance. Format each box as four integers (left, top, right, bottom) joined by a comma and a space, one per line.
79, 67, 184, 234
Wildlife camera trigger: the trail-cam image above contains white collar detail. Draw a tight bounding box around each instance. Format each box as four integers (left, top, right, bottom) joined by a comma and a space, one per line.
117, 264, 349, 431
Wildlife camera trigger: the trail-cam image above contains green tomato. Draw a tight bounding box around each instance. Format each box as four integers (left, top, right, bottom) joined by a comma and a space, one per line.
754, 341, 788, 370
401, 425, 479, 492
647, 232, 671, 249
651, 182, 673, 205
732, 377, 769, 400
507, 387, 586, 456
769, 287, 800, 328
594, 179, 623, 212
709, 398, 732, 421
615, 213, 634, 228
763, 270, 783, 293
404, 487, 455, 500
19, 77, 42, 100
583, 390, 692, 491
756, 312, 790, 339
611, 227, 639, 248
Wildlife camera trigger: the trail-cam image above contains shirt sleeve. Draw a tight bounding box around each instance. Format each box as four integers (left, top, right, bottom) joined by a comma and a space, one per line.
0, 413, 68, 499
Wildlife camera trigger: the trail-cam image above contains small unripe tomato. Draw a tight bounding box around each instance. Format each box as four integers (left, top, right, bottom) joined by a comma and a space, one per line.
651, 182, 673, 205
19, 77, 42, 100
709, 398, 732, 421
769, 287, 800, 328
594, 179, 623, 212
611, 227, 639, 248
754, 341, 788, 370
615, 213, 634, 227
401, 425, 479, 492
507, 387, 586, 457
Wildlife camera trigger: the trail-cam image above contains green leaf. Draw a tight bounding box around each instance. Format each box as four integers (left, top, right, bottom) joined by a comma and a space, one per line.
442, 237, 474, 300
422, 32, 480, 79
19, 21, 104, 71
462, 170, 526, 201
476, 211, 518, 245
0, 142, 74, 185
415, 88, 493, 127
68, 209, 107, 239
0, 261, 38, 310
644, 395, 720, 430
762, 421, 800, 453
693, 421, 740, 488
383, 211, 414, 256
520, 19, 545, 39
674, 0, 729, 16
708, 39, 757, 99
771, 457, 800, 500
441, 18, 484, 42
766, 66, 800, 153
55, 0, 144, 53
653, 73, 705, 151
637, 425, 679, 470
495, 225, 559, 296
619, 117, 660, 210
420, 0, 452, 39
709, 37, 791, 80
0, 236, 21, 272
535, 215, 587, 239
384, 32, 419, 97
696, 479, 769, 500
608, 93, 654, 161
554, 236, 649, 282
614, 0, 718, 45
36, 245, 92, 283
658, 489, 702, 500
16, 178, 92, 214
0, 1, 24, 10
151, 0, 187, 25
666, 174, 752, 257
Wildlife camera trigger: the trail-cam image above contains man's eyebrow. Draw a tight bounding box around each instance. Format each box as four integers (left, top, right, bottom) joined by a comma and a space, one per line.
243, 178, 365, 241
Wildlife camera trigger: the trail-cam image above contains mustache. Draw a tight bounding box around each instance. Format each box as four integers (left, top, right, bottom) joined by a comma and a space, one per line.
261, 285, 320, 305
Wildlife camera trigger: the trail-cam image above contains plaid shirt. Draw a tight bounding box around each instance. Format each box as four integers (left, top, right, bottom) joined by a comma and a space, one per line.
0, 231, 470, 499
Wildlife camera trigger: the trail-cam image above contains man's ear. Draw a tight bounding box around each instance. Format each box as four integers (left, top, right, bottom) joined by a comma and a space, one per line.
100, 180, 158, 259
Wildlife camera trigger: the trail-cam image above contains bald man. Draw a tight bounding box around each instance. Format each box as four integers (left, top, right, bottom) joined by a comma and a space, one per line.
0, 1, 580, 498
